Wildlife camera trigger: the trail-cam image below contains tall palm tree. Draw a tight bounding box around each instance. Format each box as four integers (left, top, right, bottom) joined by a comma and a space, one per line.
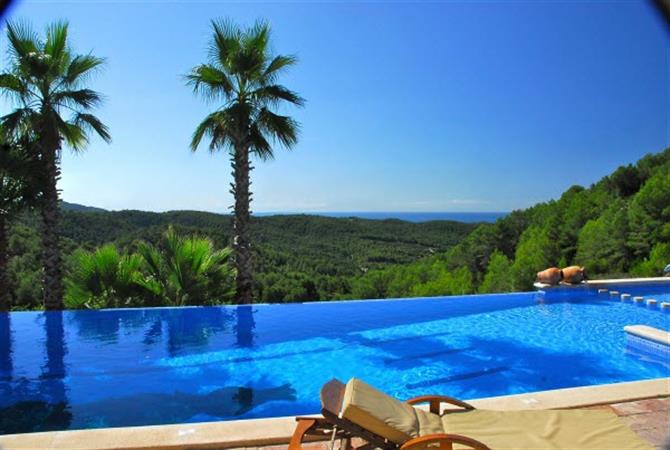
186, 19, 304, 303
0, 21, 110, 310
0, 134, 39, 311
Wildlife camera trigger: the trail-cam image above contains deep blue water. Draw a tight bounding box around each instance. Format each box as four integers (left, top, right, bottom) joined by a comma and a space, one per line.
255, 211, 508, 223
1, 285, 669, 435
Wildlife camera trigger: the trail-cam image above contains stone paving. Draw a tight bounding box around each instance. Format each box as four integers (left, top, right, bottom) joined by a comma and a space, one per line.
236, 397, 670, 450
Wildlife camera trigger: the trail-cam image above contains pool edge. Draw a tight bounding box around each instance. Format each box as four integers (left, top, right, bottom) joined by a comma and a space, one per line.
1, 377, 668, 450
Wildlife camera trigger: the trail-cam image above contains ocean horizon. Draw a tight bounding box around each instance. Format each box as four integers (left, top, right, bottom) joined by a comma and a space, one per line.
254, 211, 508, 223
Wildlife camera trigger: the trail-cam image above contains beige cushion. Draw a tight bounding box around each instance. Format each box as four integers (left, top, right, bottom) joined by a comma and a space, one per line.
441, 409, 653, 450
341, 378, 419, 444
415, 408, 443, 437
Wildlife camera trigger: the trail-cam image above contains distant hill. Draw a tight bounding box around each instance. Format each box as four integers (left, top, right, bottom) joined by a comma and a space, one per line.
60, 201, 107, 213
10, 206, 477, 307
351, 147, 670, 299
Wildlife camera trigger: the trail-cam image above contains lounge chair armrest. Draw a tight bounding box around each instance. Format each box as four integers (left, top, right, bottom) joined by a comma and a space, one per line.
289, 418, 318, 450
406, 395, 475, 414
399, 433, 491, 450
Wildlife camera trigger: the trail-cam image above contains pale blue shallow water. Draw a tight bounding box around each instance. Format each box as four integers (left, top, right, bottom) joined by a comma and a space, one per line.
1, 284, 669, 434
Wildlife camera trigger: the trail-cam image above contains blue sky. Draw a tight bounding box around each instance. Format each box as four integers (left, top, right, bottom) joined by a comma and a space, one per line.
1, 0, 668, 213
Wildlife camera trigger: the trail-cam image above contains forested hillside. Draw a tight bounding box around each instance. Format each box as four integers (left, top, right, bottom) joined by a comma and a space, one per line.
6, 148, 669, 310
351, 148, 670, 298
7, 211, 475, 309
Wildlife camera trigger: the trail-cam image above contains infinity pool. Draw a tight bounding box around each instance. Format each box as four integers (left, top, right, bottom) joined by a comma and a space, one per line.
1, 284, 669, 434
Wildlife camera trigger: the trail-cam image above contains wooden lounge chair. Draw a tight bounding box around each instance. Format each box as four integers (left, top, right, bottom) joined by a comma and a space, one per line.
289, 378, 653, 450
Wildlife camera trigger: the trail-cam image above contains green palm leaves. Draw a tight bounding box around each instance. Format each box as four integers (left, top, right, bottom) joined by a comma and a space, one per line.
135, 227, 235, 306
64, 227, 236, 309
186, 19, 303, 158
65, 245, 145, 309
0, 20, 110, 149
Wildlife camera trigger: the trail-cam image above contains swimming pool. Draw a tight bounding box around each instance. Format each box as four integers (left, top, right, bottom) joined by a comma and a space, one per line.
1, 283, 669, 434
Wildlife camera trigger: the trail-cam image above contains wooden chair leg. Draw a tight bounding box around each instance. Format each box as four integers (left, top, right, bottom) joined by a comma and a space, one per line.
289, 418, 318, 450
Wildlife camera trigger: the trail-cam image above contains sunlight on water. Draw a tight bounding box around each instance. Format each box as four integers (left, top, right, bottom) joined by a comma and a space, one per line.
1, 285, 669, 434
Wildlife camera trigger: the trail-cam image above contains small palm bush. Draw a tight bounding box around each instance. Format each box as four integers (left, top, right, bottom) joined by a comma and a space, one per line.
65, 245, 147, 309
65, 228, 236, 309
136, 227, 236, 306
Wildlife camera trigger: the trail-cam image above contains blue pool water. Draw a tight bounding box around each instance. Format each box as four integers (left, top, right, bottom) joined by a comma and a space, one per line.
1, 284, 669, 434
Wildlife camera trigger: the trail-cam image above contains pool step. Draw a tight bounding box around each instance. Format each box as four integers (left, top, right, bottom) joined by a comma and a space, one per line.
609, 292, 668, 311
624, 325, 670, 346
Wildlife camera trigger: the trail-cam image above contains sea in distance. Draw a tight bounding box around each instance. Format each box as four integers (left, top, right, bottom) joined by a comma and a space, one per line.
254, 212, 508, 223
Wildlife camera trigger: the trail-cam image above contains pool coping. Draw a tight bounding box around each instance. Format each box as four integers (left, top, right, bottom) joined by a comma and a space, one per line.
1, 377, 668, 450
534, 277, 670, 290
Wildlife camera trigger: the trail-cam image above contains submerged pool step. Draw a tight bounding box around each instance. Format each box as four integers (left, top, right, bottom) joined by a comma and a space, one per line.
610, 292, 667, 311
624, 325, 670, 346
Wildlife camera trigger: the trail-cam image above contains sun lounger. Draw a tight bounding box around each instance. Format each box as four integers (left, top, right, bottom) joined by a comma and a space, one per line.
289, 378, 653, 450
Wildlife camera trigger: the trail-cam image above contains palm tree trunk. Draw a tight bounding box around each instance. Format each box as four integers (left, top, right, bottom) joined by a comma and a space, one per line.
41, 144, 64, 311
231, 143, 254, 304
0, 214, 10, 312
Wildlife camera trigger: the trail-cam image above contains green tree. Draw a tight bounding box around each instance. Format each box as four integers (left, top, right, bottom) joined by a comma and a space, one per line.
479, 251, 514, 293
135, 227, 236, 306
630, 243, 670, 277
186, 19, 304, 303
0, 134, 39, 311
7, 224, 43, 310
575, 201, 629, 275
64, 245, 146, 309
0, 21, 110, 310
627, 165, 670, 260
511, 226, 554, 290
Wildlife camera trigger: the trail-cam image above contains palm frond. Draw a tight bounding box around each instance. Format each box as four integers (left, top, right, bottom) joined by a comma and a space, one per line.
6, 21, 39, 61
262, 54, 298, 82
185, 64, 235, 100
53, 88, 103, 109
256, 108, 299, 149
190, 109, 233, 152
64, 53, 105, 85
0, 108, 35, 137
44, 20, 68, 56
0, 73, 28, 100
248, 123, 273, 160
73, 113, 111, 143
56, 117, 88, 151
250, 84, 305, 107
209, 19, 241, 68
244, 20, 270, 57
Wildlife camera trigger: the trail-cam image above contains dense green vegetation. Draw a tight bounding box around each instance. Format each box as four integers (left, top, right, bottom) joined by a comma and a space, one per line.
4, 147, 669, 310
5, 211, 475, 309
352, 148, 670, 299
